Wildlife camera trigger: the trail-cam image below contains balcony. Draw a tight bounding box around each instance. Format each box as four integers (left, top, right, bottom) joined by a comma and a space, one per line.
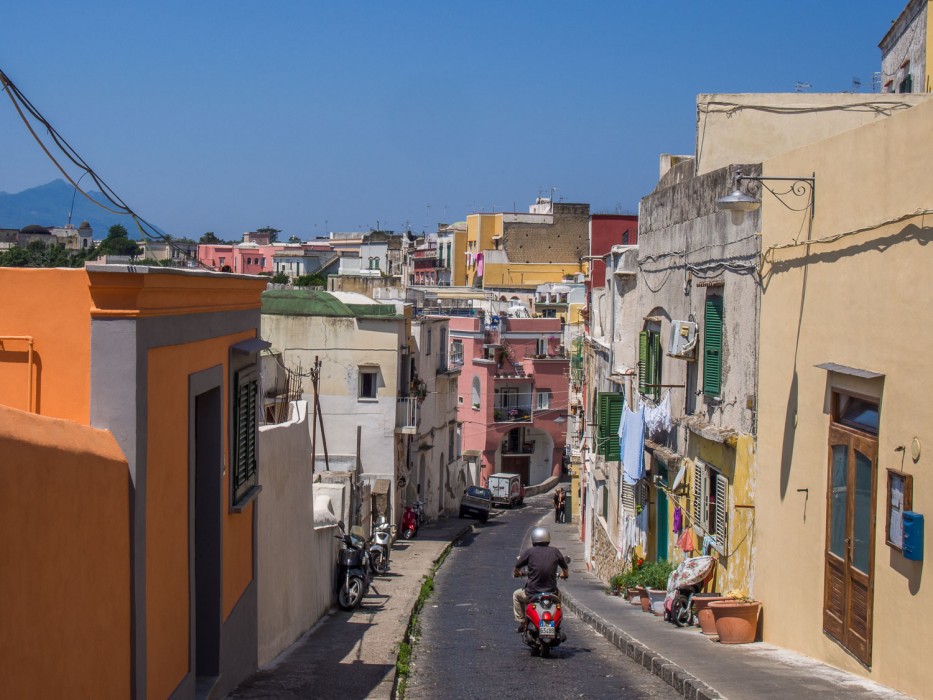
493, 394, 533, 423
396, 397, 419, 434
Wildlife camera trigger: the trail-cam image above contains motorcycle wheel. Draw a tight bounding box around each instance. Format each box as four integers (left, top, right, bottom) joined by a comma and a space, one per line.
671, 594, 692, 627
402, 528, 413, 540
370, 552, 383, 574
375, 552, 389, 575
338, 576, 364, 610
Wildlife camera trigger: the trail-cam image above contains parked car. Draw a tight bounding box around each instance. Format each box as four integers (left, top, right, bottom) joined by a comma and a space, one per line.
487, 472, 524, 507
459, 485, 492, 523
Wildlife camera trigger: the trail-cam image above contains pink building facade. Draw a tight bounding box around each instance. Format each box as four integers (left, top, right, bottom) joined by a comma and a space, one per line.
449, 313, 568, 488
198, 243, 276, 274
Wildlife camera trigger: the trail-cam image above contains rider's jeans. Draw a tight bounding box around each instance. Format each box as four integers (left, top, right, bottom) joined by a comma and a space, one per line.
513, 587, 561, 622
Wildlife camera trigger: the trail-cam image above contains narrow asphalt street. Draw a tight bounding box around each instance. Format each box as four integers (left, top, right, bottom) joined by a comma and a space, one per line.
404, 495, 681, 699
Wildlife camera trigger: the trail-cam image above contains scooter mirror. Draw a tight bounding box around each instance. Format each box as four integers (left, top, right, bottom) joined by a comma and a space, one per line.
338, 520, 346, 531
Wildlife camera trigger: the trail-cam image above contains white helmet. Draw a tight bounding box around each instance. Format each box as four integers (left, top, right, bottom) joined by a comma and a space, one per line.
531, 526, 551, 546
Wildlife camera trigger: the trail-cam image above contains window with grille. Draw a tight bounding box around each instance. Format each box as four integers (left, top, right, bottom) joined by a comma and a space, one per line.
232, 366, 259, 506
692, 459, 728, 554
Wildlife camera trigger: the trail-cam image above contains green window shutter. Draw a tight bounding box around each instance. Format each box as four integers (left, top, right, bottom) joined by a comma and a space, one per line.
703, 296, 723, 397
233, 367, 259, 502
596, 391, 624, 460
638, 331, 648, 395
647, 331, 661, 401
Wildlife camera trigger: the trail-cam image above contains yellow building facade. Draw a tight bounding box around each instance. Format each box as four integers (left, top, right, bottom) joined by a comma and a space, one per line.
755, 97, 933, 697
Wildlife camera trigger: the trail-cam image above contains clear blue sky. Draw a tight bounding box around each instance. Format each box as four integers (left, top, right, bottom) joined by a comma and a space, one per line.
0, 1, 906, 239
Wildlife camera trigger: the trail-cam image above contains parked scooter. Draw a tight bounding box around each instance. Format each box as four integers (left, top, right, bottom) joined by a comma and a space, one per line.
664, 555, 716, 627
368, 516, 393, 575
517, 557, 571, 658
334, 520, 372, 611
401, 504, 419, 540
413, 499, 426, 527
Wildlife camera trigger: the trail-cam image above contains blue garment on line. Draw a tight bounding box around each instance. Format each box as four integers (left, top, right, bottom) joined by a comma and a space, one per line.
618, 405, 646, 485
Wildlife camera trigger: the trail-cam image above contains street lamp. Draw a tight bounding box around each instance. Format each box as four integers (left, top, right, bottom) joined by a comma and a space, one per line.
716, 171, 815, 225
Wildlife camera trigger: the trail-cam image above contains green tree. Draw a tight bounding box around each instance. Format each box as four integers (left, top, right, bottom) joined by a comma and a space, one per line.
200, 231, 221, 244
294, 273, 326, 288
271, 271, 290, 284
98, 224, 140, 258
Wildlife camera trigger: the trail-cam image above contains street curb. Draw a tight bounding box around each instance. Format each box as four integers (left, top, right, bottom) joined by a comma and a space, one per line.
392, 522, 476, 700
561, 589, 724, 700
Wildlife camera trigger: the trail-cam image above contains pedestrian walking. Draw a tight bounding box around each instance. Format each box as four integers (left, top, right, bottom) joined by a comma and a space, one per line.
553, 488, 566, 523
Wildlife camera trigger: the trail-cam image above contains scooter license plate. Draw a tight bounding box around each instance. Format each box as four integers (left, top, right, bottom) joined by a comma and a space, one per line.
538, 622, 555, 639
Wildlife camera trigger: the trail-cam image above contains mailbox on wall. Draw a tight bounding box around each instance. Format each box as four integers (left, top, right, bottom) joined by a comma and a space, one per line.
903, 511, 924, 561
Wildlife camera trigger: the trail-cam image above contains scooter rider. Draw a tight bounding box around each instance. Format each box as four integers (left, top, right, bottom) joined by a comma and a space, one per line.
512, 526, 569, 632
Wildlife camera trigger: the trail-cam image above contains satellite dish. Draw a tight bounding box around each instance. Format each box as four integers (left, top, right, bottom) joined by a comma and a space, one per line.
672, 464, 687, 491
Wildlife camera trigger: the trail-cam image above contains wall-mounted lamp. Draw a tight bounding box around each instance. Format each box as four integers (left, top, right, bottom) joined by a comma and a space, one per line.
716, 171, 816, 225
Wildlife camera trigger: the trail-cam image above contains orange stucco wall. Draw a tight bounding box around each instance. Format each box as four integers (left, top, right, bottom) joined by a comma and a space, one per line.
0, 269, 92, 421
0, 404, 131, 698
146, 331, 256, 699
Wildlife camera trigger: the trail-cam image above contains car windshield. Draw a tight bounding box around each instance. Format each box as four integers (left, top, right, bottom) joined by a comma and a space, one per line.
467, 486, 491, 499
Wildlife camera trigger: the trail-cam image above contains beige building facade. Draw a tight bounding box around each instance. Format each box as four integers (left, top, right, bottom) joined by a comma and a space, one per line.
755, 96, 933, 697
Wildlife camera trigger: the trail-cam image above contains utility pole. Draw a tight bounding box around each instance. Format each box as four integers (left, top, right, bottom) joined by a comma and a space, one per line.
309, 356, 329, 471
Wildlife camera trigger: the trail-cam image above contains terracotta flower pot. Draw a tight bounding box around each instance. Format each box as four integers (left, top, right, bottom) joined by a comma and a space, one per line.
693, 595, 726, 634
638, 588, 652, 612
647, 588, 667, 616
709, 600, 761, 644
626, 588, 642, 605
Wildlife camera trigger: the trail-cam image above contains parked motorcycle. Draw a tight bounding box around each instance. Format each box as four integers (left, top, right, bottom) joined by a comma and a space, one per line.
664, 555, 716, 627
413, 499, 426, 526
401, 504, 419, 540
518, 557, 571, 658
368, 516, 393, 575
334, 520, 371, 611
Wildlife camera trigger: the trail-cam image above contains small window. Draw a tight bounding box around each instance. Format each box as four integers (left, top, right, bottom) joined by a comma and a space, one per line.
359, 368, 378, 399
638, 330, 662, 401
837, 395, 879, 435
536, 337, 547, 356
536, 389, 551, 410
471, 376, 481, 408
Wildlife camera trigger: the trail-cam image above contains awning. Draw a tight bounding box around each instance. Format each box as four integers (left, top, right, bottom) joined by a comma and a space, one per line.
231, 337, 272, 354
372, 479, 391, 496
815, 362, 884, 380
462, 449, 482, 458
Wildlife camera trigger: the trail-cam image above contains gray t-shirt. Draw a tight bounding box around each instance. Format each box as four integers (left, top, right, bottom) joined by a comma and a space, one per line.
515, 545, 569, 594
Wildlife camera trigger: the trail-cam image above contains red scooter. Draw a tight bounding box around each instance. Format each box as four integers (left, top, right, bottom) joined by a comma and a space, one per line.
521, 591, 566, 658
401, 504, 419, 540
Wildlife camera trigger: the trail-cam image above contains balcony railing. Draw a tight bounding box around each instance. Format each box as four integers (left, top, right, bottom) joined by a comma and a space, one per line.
492, 395, 533, 423
396, 397, 419, 433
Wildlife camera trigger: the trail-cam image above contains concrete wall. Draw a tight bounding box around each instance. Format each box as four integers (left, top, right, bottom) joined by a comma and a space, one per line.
257, 402, 335, 665
0, 405, 131, 698
695, 93, 927, 176
754, 96, 933, 698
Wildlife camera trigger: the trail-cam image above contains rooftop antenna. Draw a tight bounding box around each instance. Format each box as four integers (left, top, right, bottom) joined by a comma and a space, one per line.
794, 81, 812, 92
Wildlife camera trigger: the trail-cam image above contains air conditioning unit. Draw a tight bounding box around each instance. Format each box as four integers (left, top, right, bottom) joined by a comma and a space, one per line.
667, 320, 698, 360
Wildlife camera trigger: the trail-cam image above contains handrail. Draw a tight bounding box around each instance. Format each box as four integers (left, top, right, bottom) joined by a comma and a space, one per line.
0, 335, 35, 412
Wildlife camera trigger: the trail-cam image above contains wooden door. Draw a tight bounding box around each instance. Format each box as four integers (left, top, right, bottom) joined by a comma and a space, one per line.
823, 423, 877, 666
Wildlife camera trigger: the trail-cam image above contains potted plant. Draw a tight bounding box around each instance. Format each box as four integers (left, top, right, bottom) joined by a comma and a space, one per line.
708, 594, 762, 644
641, 560, 675, 615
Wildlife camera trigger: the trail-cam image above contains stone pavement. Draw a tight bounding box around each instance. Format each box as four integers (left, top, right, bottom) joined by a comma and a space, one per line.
547, 510, 913, 700
227, 516, 473, 700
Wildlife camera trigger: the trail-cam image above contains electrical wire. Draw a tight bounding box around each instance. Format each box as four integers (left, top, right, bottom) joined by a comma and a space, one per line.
0, 67, 213, 270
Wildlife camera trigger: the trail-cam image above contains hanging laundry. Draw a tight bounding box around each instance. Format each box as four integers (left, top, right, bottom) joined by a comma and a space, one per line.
672, 505, 683, 534
642, 390, 673, 441
476, 252, 484, 277
676, 527, 695, 553
618, 405, 646, 485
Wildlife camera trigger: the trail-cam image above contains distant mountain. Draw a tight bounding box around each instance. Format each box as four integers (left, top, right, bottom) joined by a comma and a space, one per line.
0, 179, 149, 238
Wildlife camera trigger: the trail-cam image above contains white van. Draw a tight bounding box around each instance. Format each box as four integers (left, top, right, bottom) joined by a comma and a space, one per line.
487, 472, 524, 508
